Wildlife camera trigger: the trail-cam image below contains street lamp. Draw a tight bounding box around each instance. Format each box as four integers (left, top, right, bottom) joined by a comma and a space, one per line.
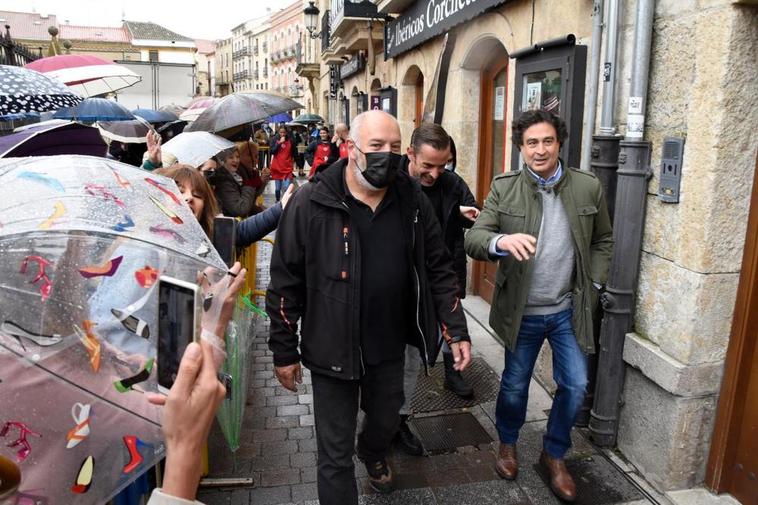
304, 1, 321, 39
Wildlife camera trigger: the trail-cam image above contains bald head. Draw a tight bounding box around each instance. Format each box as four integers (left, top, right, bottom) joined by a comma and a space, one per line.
335, 122, 349, 140
350, 110, 401, 151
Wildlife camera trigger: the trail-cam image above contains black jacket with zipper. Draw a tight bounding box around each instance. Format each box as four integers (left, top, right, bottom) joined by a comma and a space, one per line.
399, 155, 478, 298
266, 159, 470, 380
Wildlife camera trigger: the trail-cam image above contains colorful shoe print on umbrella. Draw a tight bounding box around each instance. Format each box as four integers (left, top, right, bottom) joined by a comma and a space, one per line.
78, 255, 123, 279
0, 421, 41, 462
74, 320, 101, 372
114, 358, 154, 393
1, 320, 63, 351
71, 455, 94, 494
65, 403, 91, 449
110, 308, 150, 339
38, 201, 65, 230
134, 265, 158, 288
122, 435, 152, 474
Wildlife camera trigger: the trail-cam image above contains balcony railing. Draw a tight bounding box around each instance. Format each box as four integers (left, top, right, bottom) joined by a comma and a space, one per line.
233, 70, 249, 81
232, 47, 250, 59
320, 10, 331, 54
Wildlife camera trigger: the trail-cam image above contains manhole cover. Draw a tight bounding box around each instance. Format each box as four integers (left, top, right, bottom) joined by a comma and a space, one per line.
411, 412, 494, 454
411, 357, 500, 413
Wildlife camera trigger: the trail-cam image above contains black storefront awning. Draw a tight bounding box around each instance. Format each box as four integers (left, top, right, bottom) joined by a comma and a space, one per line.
384, 0, 510, 59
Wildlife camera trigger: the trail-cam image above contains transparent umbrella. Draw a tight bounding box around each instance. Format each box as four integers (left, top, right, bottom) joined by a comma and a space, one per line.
0, 155, 228, 503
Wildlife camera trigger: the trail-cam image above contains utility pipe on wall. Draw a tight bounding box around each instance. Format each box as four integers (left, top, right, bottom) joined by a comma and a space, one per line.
589, 0, 656, 448
580, 0, 604, 171
598, 0, 620, 135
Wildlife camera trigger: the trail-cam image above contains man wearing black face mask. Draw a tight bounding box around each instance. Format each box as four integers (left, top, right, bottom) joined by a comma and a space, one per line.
267, 110, 472, 505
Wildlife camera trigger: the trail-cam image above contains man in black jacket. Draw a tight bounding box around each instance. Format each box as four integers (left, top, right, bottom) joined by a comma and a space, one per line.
267, 110, 472, 505
395, 123, 480, 455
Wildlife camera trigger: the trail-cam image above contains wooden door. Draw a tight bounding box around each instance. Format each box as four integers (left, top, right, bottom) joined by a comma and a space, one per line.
414, 74, 424, 126
472, 54, 509, 303
706, 153, 758, 504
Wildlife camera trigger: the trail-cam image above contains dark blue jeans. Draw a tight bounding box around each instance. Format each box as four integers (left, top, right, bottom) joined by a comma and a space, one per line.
495, 308, 588, 459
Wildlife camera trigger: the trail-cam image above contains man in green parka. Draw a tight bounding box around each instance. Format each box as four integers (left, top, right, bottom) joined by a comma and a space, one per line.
464, 110, 613, 502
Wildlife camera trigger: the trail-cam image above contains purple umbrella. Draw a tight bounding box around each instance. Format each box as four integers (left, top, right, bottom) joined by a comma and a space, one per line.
0, 121, 107, 158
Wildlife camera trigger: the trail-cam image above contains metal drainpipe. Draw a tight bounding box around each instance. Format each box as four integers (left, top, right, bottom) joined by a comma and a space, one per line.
589, 0, 656, 448
575, 0, 609, 426
576, 0, 618, 427
599, 0, 620, 135
579, 0, 604, 171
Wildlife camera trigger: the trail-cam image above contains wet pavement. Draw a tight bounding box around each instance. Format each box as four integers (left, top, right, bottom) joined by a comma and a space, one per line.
197, 180, 664, 505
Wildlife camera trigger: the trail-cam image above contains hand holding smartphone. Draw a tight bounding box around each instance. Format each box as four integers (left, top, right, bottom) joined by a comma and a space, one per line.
157, 276, 202, 394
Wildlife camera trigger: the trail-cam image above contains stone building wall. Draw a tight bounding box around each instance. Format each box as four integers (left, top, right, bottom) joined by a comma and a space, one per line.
616, 0, 758, 491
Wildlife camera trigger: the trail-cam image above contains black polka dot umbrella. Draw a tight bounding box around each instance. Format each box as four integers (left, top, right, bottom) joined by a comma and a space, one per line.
0, 65, 83, 117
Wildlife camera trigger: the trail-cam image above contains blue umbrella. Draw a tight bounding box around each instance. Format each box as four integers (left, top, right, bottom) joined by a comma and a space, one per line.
53, 98, 135, 122
132, 108, 178, 123
268, 112, 292, 123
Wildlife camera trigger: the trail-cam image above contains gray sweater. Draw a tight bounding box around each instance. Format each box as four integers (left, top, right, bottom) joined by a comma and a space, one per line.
524, 186, 575, 316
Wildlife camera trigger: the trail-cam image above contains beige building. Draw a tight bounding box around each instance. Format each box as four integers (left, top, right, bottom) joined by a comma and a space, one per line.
313, 0, 758, 501
231, 22, 252, 92
194, 39, 216, 97
215, 37, 233, 96
249, 17, 271, 92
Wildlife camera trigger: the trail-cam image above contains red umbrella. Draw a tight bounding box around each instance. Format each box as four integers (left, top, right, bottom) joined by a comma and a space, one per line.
25, 55, 141, 98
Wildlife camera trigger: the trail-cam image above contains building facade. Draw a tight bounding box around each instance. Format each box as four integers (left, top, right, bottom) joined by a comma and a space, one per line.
215, 37, 233, 96
194, 39, 216, 97
249, 17, 271, 92
231, 22, 252, 92
269, 1, 305, 101
314, 0, 758, 500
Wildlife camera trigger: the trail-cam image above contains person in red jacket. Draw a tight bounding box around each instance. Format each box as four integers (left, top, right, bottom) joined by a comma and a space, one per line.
306, 126, 340, 179
269, 126, 297, 202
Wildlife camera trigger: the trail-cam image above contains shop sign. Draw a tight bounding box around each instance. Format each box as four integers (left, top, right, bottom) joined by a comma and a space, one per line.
370, 95, 381, 110
385, 0, 510, 59
329, 65, 340, 98
340, 54, 366, 80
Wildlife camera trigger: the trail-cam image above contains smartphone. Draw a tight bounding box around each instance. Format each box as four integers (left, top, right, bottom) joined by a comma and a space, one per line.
213, 216, 237, 267
157, 276, 202, 394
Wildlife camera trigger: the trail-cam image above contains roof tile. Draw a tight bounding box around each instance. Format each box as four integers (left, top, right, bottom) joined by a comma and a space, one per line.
123, 20, 193, 42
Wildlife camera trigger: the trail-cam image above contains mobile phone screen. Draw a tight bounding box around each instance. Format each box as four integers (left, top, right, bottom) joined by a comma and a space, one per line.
157, 281, 196, 390
213, 216, 237, 267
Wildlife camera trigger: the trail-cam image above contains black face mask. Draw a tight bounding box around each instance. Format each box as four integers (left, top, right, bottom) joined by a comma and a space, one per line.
355, 146, 402, 188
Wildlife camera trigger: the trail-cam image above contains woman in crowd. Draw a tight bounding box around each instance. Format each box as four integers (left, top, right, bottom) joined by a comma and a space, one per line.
306, 126, 339, 179
156, 165, 293, 248
209, 148, 260, 218
235, 140, 269, 199
269, 126, 297, 202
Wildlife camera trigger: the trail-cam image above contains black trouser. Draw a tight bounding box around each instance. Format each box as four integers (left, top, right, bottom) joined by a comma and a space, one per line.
311, 359, 405, 505
258, 148, 269, 169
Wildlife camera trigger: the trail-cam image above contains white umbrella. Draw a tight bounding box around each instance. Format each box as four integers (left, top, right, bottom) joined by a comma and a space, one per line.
25, 55, 141, 98
162, 131, 235, 168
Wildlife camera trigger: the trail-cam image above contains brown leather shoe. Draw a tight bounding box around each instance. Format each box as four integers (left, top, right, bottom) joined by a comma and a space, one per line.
495, 443, 518, 480
539, 451, 577, 502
